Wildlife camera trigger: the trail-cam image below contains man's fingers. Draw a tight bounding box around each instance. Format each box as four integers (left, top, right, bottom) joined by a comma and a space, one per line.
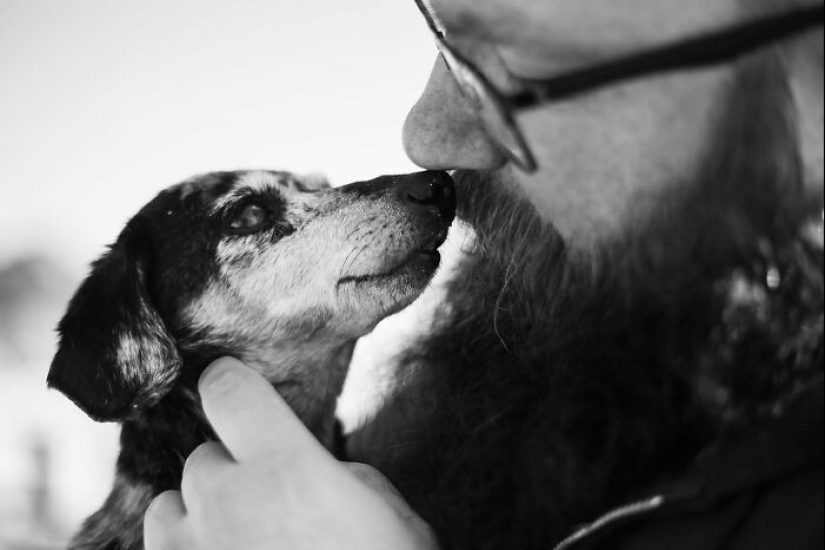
344, 463, 438, 545
199, 357, 324, 462
345, 463, 420, 521
144, 490, 186, 550
180, 441, 234, 511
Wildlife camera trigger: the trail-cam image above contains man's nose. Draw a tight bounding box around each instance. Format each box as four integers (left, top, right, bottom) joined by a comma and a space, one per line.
396, 170, 456, 221
403, 57, 507, 171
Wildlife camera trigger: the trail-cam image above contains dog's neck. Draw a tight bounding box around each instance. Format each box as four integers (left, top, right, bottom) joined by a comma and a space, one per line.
235, 338, 357, 443
112, 337, 356, 495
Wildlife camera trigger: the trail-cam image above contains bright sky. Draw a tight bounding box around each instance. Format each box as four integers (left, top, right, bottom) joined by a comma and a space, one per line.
0, 0, 435, 272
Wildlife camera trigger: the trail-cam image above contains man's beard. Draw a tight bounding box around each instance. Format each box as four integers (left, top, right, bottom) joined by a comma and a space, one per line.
377, 55, 823, 548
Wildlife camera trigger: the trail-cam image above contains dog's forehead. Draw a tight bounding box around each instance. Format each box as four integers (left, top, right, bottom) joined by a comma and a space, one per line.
176, 170, 303, 200
203, 170, 316, 212
170, 172, 235, 203
233, 170, 304, 194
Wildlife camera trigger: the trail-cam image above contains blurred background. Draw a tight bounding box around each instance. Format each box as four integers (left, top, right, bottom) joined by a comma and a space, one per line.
0, 1, 462, 547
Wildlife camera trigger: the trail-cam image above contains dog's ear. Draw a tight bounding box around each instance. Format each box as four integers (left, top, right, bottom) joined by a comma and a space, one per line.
48, 224, 181, 422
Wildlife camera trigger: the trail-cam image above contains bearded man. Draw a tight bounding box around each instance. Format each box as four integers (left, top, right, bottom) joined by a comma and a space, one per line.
145, 1, 824, 549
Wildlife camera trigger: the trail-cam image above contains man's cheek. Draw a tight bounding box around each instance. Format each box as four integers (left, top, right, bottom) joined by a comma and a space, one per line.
513, 67, 729, 245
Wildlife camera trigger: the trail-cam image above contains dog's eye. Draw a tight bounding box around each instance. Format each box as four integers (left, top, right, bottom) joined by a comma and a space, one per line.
229, 203, 268, 232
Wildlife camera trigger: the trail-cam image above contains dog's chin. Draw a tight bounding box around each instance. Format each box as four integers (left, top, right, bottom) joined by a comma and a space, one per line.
340, 250, 440, 310
338, 249, 441, 287
336, 246, 444, 322
338, 219, 448, 285
333, 222, 450, 329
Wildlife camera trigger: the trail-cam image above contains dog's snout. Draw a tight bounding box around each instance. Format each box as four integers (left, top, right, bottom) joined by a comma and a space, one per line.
396, 171, 456, 221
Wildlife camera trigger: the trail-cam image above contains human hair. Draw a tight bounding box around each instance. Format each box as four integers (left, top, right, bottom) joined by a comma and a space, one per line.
744, 0, 824, 65
368, 39, 824, 549
740, 0, 824, 193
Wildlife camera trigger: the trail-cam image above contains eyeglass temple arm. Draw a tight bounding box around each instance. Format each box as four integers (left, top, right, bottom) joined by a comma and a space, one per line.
510, 3, 825, 109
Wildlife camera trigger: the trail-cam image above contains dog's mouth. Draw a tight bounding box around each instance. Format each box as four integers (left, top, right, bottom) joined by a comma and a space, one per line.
337, 226, 450, 287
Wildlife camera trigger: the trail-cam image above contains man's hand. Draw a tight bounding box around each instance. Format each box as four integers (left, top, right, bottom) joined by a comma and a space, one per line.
143, 357, 437, 550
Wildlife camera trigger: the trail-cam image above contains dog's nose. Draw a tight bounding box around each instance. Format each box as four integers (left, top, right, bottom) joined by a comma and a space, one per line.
396, 171, 456, 221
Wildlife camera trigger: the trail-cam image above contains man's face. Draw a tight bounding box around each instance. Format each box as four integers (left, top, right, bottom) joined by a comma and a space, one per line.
403, 0, 752, 248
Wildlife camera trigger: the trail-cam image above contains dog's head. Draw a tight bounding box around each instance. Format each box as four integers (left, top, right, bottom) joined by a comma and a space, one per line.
49, 170, 455, 422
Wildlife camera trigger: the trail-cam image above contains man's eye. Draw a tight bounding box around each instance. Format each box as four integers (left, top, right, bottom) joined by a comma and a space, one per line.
229, 203, 268, 232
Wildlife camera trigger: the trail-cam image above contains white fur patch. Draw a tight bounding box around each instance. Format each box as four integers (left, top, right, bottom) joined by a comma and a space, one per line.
116, 332, 145, 380
115, 326, 170, 385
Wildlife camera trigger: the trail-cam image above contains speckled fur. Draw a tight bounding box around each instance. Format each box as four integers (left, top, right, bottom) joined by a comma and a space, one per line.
49, 170, 454, 550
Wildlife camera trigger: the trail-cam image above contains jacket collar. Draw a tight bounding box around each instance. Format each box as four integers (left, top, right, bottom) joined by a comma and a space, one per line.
688, 375, 824, 505
552, 377, 824, 550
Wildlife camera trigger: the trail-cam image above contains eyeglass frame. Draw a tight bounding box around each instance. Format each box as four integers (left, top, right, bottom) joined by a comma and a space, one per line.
414, 0, 825, 173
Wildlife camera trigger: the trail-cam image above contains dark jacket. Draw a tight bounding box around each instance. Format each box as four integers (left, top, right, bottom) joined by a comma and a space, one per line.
556, 378, 824, 550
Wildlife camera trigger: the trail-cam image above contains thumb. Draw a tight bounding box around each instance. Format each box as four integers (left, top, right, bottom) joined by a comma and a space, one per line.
344, 463, 436, 540
199, 357, 324, 462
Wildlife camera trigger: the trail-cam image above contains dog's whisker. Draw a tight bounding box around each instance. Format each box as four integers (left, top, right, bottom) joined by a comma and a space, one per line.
347, 245, 369, 275
338, 244, 361, 281
337, 223, 378, 280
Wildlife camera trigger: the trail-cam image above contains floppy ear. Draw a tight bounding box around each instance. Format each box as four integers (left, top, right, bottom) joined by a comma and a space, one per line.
48, 226, 181, 422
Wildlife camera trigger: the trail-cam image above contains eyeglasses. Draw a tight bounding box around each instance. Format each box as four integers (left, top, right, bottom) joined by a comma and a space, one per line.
414, 0, 825, 173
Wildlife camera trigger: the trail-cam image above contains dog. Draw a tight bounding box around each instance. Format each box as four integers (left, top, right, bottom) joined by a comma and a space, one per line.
47, 169, 455, 550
